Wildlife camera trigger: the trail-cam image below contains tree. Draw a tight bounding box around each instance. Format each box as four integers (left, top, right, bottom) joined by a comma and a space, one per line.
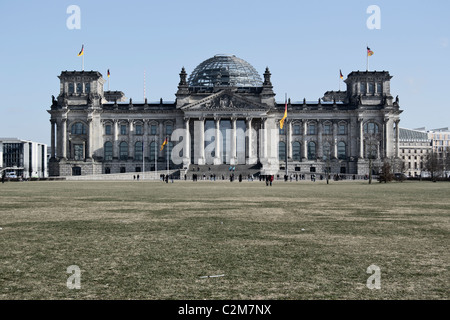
423, 151, 443, 181
378, 160, 394, 183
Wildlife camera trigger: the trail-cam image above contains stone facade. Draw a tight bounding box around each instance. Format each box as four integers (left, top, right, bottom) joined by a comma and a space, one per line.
47, 56, 403, 177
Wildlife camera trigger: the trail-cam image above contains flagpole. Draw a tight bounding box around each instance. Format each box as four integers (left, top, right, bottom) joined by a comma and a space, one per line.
142, 143, 145, 180
285, 93, 288, 180
366, 44, 369, 71
339, 72, 341, 91
82, 53, 84, 71
155, 135, 157, 180
167, 136, 169, 177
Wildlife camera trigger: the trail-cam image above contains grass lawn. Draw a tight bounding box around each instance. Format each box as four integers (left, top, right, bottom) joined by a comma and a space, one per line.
0, 179, 449, 300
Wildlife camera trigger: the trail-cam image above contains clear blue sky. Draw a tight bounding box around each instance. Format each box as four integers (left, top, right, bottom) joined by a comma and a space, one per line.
0, 0, 449, 145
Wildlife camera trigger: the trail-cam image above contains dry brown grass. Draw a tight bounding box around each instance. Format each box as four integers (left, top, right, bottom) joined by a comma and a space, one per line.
0, 180, 449, 299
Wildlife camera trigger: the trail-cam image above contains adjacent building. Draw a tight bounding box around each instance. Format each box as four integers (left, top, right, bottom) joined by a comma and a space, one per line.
398, 128, 432, 177
47, 54, 403, 177
0, 138, 48, 178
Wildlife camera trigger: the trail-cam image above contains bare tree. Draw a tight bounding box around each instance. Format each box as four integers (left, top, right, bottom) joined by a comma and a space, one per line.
424, 151, 443, 181
364, 133, 381, 184
378, 160, 394, 183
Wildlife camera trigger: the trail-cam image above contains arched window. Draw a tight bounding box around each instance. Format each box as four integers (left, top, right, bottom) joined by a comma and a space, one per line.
71, 122, 86, 135
119, 142, 128, 160
338, 142, 346, 160
292, 142, 301, 161
323, 142, 331, 160
104, 142, 113, 161
308, 141, 316, 160
149, 142, 156, 161
364, 122, 379, 134
68, 83, 74, 94
279, 141, 286, 160
135, 142, 143, 161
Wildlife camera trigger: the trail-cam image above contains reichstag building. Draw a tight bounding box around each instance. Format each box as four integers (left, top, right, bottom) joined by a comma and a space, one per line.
48, 54, 403, 177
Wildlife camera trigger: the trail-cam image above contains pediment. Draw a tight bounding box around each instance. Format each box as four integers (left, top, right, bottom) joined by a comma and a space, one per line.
181, 90, 269, 111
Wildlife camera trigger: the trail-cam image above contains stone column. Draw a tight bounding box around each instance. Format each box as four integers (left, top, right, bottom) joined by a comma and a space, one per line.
50, 119, 56, 159
214, 117, 221, 165
184, 117, 191, 166
302, 120, 307, 161
317, 120, 323, 160
395, 120, 400, 158
333, 121, 338, 159
385, 118, 391, 158
288, 120, 293, 159
230, 117, 237, 165
86, 118, 93, 159
56, 120, 62, 159
61, 118, 67, 159
128, 120, 134, 159
113, 120, 119, 159
246, 117, 256, 164
196, 118, 205, 165
262, 118, 268, 159
359, 118, 364, 158
142, 120, 148, 167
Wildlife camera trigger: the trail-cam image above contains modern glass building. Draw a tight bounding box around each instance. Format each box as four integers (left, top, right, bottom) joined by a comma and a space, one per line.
0, 138, 48, 178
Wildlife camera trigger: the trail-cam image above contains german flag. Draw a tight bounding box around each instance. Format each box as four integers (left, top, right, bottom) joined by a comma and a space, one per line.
340, 69, 344, 80
280, 98, 287, 130
367, 46, 374, 56
160, 137, 168, 151
107, 69, 110, 78
78, 45, 84, 56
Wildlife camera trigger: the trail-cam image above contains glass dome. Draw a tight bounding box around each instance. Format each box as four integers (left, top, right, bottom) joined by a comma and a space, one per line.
188, 54, 263, 87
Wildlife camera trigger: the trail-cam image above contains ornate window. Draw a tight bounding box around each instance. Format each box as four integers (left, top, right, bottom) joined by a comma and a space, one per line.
119, 142, 128, 160
292, 142, 301, 161
364, 122, 379, 134
307, 141, 316, 160
105, 124, 112, 135
166, 124, 173, 135
278, 141, 286, 160
76, 83, 83, 93
104, 142, 113, 161
376, 83, 382, 94
338, 123, 347, 135
85, 83, 90, 93
293, 125, 301, 135
68, 83, 74, 94
360, 82, 366, 94
338, 142, 346, 160
150, 124, 157, 135
323, 123, 331, 135
120, 124, 127, 135
135, 124, 143, 135
71, 122, 86, 135
308, 123, 316, 135
135, 142, 143, 161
